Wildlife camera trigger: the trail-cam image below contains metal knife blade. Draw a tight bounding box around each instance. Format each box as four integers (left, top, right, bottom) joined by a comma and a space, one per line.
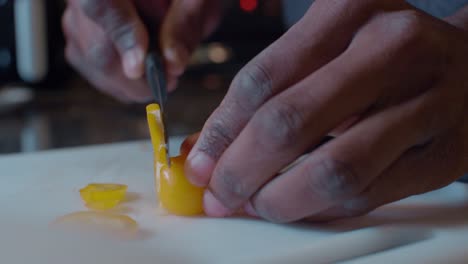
145, 51, 171, 167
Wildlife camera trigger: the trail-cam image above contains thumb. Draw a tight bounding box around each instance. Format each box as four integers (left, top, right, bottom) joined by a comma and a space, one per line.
160, 0, 222, 84
80, 0, 149, 79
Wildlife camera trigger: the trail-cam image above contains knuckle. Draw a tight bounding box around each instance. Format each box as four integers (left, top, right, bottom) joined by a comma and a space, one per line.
87, 43, 118, 73
198, 112, 237, 160
80, 0, 104, 19
391, 10, 425, 41
231, 62, 273, 110
80, 0, 137, 50
214, 167, 250, 204
255, 101, 305, 151
305, 158, 362, 200
393, 9, 425, 28
108, 21, 138, 50
356, 9, 439, 67
384, 10, 427, 50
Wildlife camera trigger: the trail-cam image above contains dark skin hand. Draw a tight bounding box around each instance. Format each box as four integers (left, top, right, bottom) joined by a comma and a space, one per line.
184, 0, 468, 223
62, 0, 221, 102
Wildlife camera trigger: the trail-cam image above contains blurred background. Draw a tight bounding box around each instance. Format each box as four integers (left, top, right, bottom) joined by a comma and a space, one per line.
0, 0, 291, 154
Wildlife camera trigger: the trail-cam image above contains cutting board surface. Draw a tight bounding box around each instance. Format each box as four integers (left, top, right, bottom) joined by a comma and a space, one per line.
1, 139, 468, 263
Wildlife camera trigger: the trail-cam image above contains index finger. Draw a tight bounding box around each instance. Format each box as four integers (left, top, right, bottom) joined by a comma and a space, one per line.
78, 0, 149, 79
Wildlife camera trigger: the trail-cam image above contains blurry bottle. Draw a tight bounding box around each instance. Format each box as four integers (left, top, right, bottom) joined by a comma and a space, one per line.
0, 0, 65, 87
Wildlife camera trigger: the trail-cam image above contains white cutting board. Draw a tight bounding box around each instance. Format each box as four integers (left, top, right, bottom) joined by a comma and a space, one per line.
1, 139, 468, 264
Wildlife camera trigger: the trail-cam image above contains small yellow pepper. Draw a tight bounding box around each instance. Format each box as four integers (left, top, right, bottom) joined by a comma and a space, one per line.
146, 104, 204, 216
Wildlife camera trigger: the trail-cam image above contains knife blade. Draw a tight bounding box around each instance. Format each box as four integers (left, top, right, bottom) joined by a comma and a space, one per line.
145, 51, 171, 167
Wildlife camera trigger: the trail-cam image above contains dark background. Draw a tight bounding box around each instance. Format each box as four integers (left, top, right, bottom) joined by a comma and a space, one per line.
0, 0, 285, 154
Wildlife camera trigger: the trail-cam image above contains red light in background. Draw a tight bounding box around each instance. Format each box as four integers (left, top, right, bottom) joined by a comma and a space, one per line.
240, 0, 258, 12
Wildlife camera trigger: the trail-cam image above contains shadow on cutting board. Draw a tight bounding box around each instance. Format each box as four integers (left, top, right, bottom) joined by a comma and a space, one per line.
288, 200, 468, 233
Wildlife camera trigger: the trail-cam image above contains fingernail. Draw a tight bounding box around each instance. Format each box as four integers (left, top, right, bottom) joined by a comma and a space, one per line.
244, 202, 258, 217
203, 190, 233, 217
185, 152, 215, 187
123, 48, 144, 79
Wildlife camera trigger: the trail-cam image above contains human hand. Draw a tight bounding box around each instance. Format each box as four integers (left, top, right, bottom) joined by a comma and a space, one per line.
185, 0, 468, 223
62, 0, 222, 102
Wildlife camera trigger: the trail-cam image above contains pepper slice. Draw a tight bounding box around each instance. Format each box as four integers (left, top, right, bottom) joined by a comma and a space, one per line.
146, 104, 204, 216
54, 211, 138, 238
80, 183, 128, 210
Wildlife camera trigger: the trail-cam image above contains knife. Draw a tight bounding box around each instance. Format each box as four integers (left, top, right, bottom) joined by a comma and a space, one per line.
145, 50, 171, 167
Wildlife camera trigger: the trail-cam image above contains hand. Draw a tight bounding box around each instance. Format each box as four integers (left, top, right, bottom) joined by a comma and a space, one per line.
62, 0, 222, 102
185, 0, 468, 223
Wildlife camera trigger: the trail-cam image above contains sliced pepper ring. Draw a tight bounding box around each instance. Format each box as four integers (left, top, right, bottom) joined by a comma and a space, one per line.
79, 183, 128, 210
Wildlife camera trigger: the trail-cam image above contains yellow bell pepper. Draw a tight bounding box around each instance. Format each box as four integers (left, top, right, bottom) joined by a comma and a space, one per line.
146, 104, 204, 216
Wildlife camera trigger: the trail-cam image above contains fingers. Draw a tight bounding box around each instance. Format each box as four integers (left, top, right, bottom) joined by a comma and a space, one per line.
63, 1, 151, 101
249, 80, 462, 223
186, 0, 385, 188
160, 0, 222, 89
79, 0, 149, 79
307, 128, 466, 223
203, 8, 447, 216
63, 4, 119, 83
306, 75, 468, 223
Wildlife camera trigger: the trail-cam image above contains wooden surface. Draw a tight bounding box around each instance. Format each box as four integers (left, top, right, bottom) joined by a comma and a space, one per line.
1, 139, 468, 263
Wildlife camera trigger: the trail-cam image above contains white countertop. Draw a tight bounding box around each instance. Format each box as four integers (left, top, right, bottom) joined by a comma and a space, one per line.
1, 139, 468, 263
